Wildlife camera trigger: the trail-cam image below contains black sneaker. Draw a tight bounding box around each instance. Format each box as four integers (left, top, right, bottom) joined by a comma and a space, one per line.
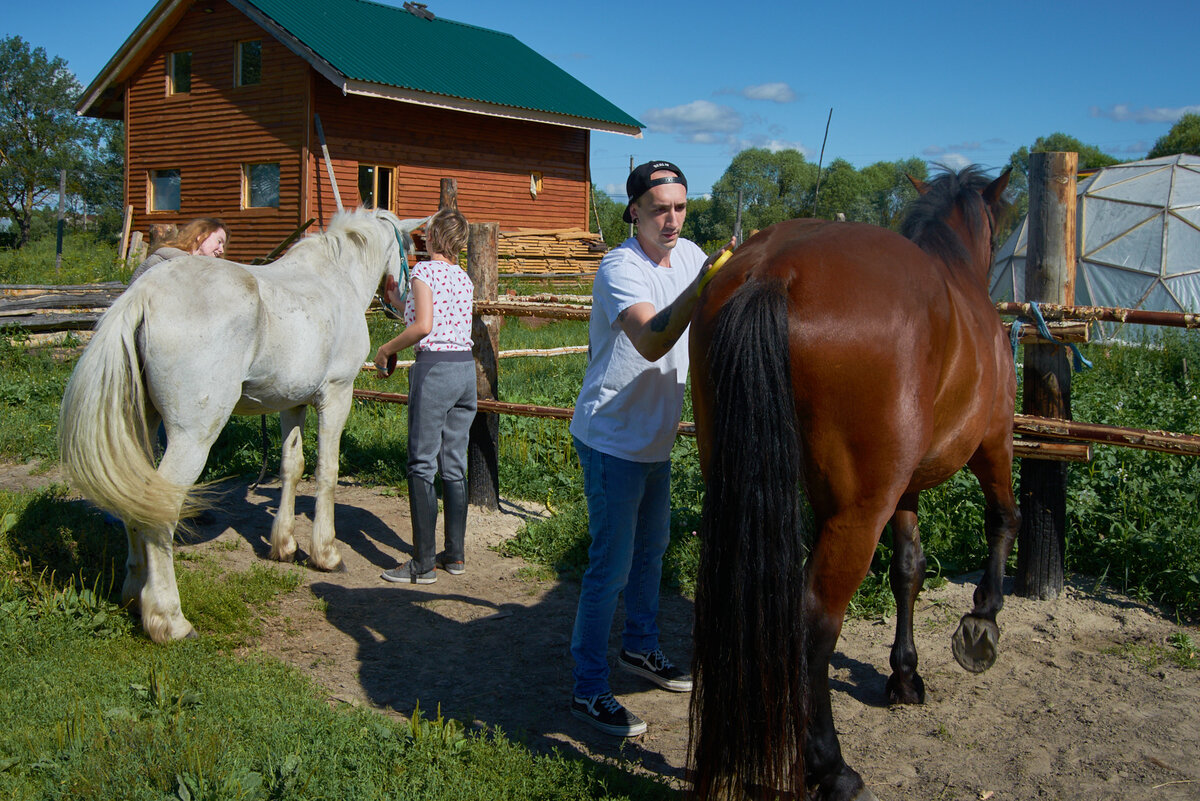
618, 648, 693, 692
380, 561, 437, 584
570, 692, 647, 737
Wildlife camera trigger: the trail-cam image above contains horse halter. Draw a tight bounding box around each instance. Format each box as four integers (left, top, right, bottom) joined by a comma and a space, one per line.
377, 224, 412, 319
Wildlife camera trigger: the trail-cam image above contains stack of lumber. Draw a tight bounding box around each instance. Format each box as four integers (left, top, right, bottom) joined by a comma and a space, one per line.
497, 228, 606, 275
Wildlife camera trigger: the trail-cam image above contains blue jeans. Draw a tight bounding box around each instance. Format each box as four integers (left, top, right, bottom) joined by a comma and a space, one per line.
571, 437, 672, 698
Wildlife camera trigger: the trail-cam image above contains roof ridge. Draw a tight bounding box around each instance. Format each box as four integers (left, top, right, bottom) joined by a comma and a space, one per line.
334, 0, 519, 40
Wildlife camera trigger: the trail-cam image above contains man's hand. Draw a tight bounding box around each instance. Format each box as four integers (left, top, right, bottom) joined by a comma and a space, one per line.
697, 241, 735, 296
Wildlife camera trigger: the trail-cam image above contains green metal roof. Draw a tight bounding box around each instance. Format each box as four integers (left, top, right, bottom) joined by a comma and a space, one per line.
242, 0, 642, 132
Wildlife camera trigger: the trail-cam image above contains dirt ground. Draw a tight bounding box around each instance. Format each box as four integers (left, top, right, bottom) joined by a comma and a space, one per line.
5, 462, 1200, 800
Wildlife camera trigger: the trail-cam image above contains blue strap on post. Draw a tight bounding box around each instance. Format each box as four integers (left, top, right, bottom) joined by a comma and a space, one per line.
1026, 301, 1093, 371
1009, 318, 1024, 363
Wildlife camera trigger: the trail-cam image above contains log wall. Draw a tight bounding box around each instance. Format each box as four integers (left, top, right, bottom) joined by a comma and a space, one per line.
125, 1, 308, 262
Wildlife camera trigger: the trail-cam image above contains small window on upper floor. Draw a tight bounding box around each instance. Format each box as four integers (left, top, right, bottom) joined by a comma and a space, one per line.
236, 40, 261, 87
243, 163, 280, 208
150, 169, 181, 212
168, 51, 191, 95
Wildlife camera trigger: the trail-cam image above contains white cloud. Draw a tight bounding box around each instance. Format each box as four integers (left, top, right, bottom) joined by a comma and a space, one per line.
736, 135, 811, 157
741, 82, 798, 103
1090, 104, 1200, 123
715, 82, 799, 103
934, 153, 972, 171
641, 100, 743, 144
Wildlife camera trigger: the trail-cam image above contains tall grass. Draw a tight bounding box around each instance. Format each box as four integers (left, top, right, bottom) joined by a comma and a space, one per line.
0, 232, 127, 285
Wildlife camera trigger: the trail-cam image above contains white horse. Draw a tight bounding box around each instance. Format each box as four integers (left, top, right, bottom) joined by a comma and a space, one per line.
59, 207, 426, 642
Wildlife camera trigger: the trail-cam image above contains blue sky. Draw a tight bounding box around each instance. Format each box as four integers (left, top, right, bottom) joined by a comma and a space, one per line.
8, 0, 1197, 201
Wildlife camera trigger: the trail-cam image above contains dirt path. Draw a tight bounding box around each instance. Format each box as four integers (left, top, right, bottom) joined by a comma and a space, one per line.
7, 464, 1200, 800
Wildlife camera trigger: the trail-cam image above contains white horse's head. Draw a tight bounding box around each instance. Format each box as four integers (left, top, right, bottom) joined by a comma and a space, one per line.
320, 207, 430, 314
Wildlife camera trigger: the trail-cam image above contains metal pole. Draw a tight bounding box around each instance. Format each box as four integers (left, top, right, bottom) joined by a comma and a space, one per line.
55, 170, 66, 274
313, 113, 343, 214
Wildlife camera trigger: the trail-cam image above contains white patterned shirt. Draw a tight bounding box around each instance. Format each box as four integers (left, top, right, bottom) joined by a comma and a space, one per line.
404, 259, 475, 352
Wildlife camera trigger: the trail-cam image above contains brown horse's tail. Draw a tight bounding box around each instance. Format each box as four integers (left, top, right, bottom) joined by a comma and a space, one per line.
689, 278, 808, 799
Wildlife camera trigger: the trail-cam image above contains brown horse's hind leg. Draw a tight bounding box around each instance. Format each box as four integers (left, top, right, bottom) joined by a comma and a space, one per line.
886, 496, 927, 704
952, 449, 1020, 673
803, 506, 894, 801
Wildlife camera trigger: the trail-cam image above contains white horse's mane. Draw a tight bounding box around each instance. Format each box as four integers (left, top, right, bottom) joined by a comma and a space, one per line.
286, 207, 407, 276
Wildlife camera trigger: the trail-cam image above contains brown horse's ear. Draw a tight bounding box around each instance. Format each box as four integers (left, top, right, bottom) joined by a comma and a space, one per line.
983, 168, 1012, 205
907, 174, 930, 195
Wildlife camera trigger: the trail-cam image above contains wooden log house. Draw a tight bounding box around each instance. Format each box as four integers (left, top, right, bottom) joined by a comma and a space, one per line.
77, 0, 642, 264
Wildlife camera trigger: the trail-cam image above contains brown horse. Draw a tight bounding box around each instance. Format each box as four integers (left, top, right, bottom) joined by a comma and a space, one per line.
687, 166, 1018, 800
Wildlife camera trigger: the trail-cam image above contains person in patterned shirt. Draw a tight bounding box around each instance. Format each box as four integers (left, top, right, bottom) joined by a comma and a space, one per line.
374, 208, 476, 585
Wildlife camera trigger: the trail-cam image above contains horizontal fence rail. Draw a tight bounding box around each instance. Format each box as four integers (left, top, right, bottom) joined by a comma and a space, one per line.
6, 283, 1197, 463
353, 389, 1099, 462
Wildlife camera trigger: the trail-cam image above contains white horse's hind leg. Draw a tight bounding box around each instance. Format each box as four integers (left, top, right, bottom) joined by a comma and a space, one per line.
122, 526, 148, 613
309, 388, 353, 572
134, 521, 194, 642
136, 429, 221, 642
270, 406, 306, 563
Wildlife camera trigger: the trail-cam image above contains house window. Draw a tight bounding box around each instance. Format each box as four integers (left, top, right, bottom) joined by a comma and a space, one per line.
167, 51, 191, 94
150, 169, 181, 211
243, 163, 280, 208
358, 165, 394, 210
236, 40, 261, 86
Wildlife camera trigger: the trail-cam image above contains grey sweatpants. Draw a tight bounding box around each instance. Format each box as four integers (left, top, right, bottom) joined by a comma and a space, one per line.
406, 351, 477, 483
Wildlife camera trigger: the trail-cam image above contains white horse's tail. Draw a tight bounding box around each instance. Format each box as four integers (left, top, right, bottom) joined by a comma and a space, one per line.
58, 292, 198, 528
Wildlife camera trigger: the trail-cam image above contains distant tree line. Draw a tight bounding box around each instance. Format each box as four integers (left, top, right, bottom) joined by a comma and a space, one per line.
592, 115, 1200, 250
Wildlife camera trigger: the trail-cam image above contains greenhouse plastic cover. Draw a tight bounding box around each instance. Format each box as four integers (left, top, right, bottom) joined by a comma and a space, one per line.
989, 155, 1200, 329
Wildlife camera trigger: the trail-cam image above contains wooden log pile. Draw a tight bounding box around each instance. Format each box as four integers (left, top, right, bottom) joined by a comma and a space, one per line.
496, 228, 606, 276
0, 283, 123, 334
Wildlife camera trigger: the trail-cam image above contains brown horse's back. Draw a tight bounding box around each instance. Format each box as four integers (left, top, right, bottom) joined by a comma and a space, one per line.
693, 217, 1012, 504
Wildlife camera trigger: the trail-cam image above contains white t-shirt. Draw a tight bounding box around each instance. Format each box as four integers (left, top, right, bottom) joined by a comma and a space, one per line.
404, 259, 474, 353
570, 236, 706, 463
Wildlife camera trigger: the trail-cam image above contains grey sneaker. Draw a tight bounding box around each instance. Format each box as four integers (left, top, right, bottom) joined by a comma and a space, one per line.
381, 561, 437, 584
570, 692, 647, 737
437, 553, 465, 575
618, 648, 693, 692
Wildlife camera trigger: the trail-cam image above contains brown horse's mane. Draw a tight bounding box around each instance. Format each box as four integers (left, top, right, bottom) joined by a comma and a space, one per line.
900, 164, 1007, 267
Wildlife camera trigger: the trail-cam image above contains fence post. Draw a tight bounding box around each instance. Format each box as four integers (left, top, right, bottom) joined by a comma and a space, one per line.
1017, 151, 1077, 600
467, 221, 501, 509
440, 178, 458, 210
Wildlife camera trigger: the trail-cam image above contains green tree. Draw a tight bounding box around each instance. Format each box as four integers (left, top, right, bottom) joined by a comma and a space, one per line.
0, 36, 95, 247
857, 157, 927, 230
80, 120, 125, 240
1147, 113, 1200, 159
1003, 133, 1122, 236
706, 148, 817, 238
588, 182, 629, 248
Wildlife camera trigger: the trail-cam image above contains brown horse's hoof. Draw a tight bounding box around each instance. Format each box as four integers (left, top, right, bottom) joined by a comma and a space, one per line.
885, 671, 925, 705
952, 614, 999, 673
311, 559, 347, 574
852, 788, 880, 801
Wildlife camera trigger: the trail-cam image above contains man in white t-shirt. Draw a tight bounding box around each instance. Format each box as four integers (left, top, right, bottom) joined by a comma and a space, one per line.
568, 160, 732, 737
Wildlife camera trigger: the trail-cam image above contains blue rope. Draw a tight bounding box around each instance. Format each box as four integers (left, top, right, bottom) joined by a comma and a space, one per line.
377, 225, 412, 319
1010, 318, 1024, 363
1024, 301, 1093, 371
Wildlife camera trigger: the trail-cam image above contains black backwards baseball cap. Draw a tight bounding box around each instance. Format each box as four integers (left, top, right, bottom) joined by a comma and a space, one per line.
623, 160, 687, 223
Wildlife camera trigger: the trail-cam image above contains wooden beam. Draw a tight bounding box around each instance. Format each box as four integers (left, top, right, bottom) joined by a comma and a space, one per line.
1015, 414, 1200, 457
997, 301, 1200, 331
